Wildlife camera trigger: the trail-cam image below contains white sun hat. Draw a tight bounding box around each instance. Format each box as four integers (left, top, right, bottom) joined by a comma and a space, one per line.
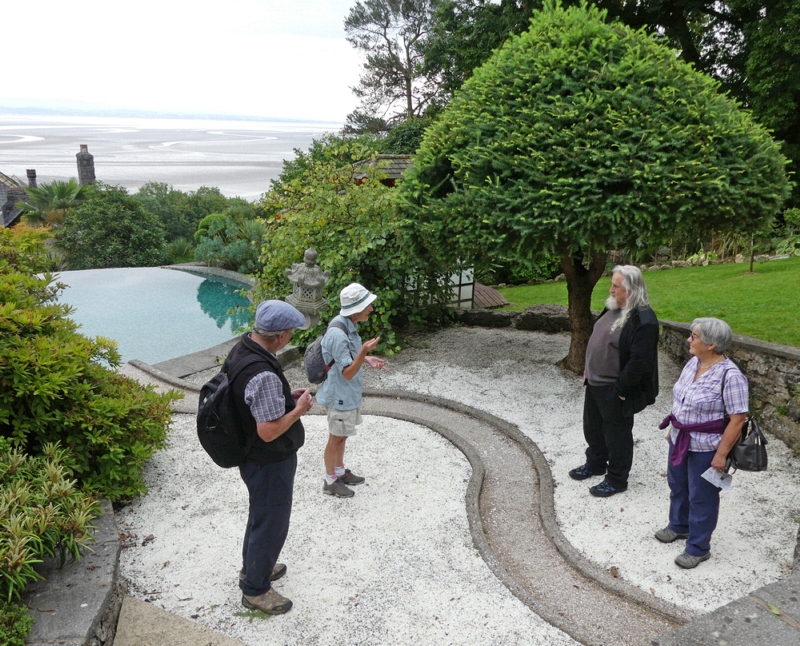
339, 283, 378, 317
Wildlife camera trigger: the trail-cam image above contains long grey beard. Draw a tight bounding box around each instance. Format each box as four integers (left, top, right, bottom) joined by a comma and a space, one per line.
605, 295, 620, 311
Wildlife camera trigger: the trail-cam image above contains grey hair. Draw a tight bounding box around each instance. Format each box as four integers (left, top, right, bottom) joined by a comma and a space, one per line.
610, 265, 651, 331
691, 318, 733, 354
253, 328, 291, 340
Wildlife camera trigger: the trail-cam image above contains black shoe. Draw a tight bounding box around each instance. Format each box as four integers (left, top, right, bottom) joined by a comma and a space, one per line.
589, 479, 627, 497
569, 464, 606, 481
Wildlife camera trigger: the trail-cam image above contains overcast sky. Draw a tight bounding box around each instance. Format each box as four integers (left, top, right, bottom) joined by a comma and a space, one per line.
4, 0, 364, 123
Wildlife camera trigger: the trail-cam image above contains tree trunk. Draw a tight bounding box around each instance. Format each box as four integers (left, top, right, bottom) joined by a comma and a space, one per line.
558, 249, 607, 374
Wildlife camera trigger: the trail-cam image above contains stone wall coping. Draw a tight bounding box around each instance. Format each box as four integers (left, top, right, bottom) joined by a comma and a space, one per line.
660, 320, 800, 362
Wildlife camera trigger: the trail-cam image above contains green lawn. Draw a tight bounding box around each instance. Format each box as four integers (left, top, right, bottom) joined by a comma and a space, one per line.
497, 257, 800, 348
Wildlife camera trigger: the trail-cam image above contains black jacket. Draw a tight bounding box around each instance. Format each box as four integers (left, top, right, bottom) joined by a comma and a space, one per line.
224, 333, 305, 464
595, 306, 659, 416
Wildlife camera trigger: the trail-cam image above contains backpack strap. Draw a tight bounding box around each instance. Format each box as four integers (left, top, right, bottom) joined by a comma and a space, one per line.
324, 319, 351, 369
225, 355, 268, 384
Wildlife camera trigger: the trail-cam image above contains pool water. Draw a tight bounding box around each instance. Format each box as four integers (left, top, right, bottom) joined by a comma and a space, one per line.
55, 267, 252, 364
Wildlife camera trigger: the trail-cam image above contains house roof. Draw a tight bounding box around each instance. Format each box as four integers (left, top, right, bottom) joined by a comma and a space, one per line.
1, 171, 27, 228
352, 154, 414, 181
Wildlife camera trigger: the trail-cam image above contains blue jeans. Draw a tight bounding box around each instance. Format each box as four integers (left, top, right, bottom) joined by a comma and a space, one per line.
667, 443, 720, 556
238, 453, 297, 596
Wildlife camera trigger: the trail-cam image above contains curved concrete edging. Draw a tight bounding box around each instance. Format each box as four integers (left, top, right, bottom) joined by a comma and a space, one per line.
362, 388, 691, 628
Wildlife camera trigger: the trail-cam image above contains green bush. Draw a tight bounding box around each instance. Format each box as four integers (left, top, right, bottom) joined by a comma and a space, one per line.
0, 228, 179, 499
56, 183, 168, 270
165, 237, 196, 264
0, 438, 99, 602
194, 213, 265, 274
259, 139, 456, 354
0, 600, 32, 646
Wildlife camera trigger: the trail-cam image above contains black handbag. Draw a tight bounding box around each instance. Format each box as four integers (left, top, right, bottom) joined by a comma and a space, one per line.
721, 369, 768, 473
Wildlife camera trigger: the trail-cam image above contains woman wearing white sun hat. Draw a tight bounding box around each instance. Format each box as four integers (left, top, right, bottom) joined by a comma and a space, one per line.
315, 283, 386, 498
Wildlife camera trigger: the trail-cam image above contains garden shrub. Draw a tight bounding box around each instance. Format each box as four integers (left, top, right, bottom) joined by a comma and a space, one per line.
0, 228, 179, 499
0, 599, 32, 646
0, 438, 99, 602
258, 139, 456, 354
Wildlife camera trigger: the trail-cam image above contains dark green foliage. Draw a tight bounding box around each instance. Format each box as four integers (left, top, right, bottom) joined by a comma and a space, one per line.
136, 183, 242, 242
0, 227, 179, 499
56, 183, 168, 269
259, 139, 455, 354
476, 253, 562, 286
0, 439, 100, 602
424, 0, 537, 106
0, 600, 33, 645
164, 237, 196, 264
380, 117, 433, 154
405, 1, 789, 262
194, 211, 265, 274
402, 1, 790, 370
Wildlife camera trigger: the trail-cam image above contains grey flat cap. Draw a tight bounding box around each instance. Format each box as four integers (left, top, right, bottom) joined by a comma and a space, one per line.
254, 300, 305, 332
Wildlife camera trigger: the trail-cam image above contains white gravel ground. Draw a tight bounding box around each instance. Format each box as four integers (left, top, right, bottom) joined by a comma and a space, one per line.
117, 327, 800, 644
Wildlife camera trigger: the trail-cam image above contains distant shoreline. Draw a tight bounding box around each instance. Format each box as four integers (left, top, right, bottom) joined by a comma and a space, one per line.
0, 104, 343, 127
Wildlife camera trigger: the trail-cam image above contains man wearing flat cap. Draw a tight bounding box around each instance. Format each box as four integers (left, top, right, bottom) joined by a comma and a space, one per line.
316, 283, 385, 498
223, 300, 313, 615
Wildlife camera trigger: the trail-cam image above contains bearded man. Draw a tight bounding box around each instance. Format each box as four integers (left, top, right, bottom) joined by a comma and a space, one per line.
569, 265, 659, 497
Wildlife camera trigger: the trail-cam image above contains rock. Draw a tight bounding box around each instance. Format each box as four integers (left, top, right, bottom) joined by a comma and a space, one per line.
452, 308, 514, 328
734, 253, 745, 263
671, 260, 691, 268
648, 265, 661, 271
554, 274, 566, 282
515, 304, 571, 333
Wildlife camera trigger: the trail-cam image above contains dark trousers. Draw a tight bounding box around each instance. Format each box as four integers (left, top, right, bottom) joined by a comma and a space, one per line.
667, 444, 720, 557
238, 453, 297, 597
583, 384, 634, 489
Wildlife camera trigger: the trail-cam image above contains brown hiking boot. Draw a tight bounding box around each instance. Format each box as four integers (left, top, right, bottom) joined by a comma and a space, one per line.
242, 588, 292, 615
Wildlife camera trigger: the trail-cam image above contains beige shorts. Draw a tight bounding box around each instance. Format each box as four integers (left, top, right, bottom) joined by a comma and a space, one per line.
327, 407, 362, 437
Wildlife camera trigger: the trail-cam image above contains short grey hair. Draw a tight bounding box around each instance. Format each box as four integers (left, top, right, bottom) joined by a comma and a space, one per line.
610, 265, 651, 331
691, 318, 733, 354
253, 328, 291, 340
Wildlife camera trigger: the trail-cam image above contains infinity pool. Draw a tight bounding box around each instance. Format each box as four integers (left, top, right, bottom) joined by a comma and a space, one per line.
56, 267, 252, 364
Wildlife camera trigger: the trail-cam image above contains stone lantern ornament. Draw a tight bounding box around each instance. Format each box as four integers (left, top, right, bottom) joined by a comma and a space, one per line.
284, 248, 330, 329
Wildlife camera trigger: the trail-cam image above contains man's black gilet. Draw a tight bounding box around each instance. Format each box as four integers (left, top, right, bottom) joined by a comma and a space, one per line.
223, 333, 305, 464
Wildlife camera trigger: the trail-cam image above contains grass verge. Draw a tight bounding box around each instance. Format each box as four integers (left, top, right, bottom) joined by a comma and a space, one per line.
497, 257, 800, 348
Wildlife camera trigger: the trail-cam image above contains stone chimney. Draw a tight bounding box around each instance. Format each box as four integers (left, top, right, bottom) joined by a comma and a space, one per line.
76, 145, 96, 185
26, 169, 37, 188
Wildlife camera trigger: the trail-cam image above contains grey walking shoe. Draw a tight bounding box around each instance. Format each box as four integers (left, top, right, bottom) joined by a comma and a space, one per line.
655, 527, 690, 543
338, 469, 365, 485
323, 479, 355, 498
239, 563, 287, 582
675, 551, 710, 569
242, 588, 292, 615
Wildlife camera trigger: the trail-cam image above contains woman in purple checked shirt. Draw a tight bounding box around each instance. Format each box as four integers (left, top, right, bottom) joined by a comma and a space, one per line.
655, 318, 749, 569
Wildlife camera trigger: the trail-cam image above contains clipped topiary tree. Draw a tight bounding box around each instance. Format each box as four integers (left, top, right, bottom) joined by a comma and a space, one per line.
402, 0, 791, 372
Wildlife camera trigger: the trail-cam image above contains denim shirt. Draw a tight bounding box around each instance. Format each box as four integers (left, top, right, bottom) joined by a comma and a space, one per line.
315, 315, 363, 411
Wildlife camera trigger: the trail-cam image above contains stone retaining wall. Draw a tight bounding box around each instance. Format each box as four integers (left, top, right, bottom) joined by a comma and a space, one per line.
661, 321, 800, 449
454, 305, 800, 449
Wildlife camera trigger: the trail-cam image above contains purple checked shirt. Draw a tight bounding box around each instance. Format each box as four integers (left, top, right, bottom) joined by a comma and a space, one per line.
669, 357, 749, 452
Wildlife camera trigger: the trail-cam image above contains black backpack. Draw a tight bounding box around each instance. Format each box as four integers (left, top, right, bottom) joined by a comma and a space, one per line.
304, 320, 349, 384
197, 355, 265, 468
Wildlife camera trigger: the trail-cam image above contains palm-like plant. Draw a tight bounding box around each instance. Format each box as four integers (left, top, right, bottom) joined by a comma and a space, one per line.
16, 179, 88, 227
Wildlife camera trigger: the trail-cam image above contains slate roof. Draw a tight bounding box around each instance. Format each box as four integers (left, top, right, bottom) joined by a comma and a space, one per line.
1, 171, 26, 228
352, 154, 414, 181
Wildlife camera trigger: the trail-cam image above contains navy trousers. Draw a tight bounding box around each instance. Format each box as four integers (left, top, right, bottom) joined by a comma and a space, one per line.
238, 453, 297, 597
667, 443, 720, 557
583, 384, 634, 489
